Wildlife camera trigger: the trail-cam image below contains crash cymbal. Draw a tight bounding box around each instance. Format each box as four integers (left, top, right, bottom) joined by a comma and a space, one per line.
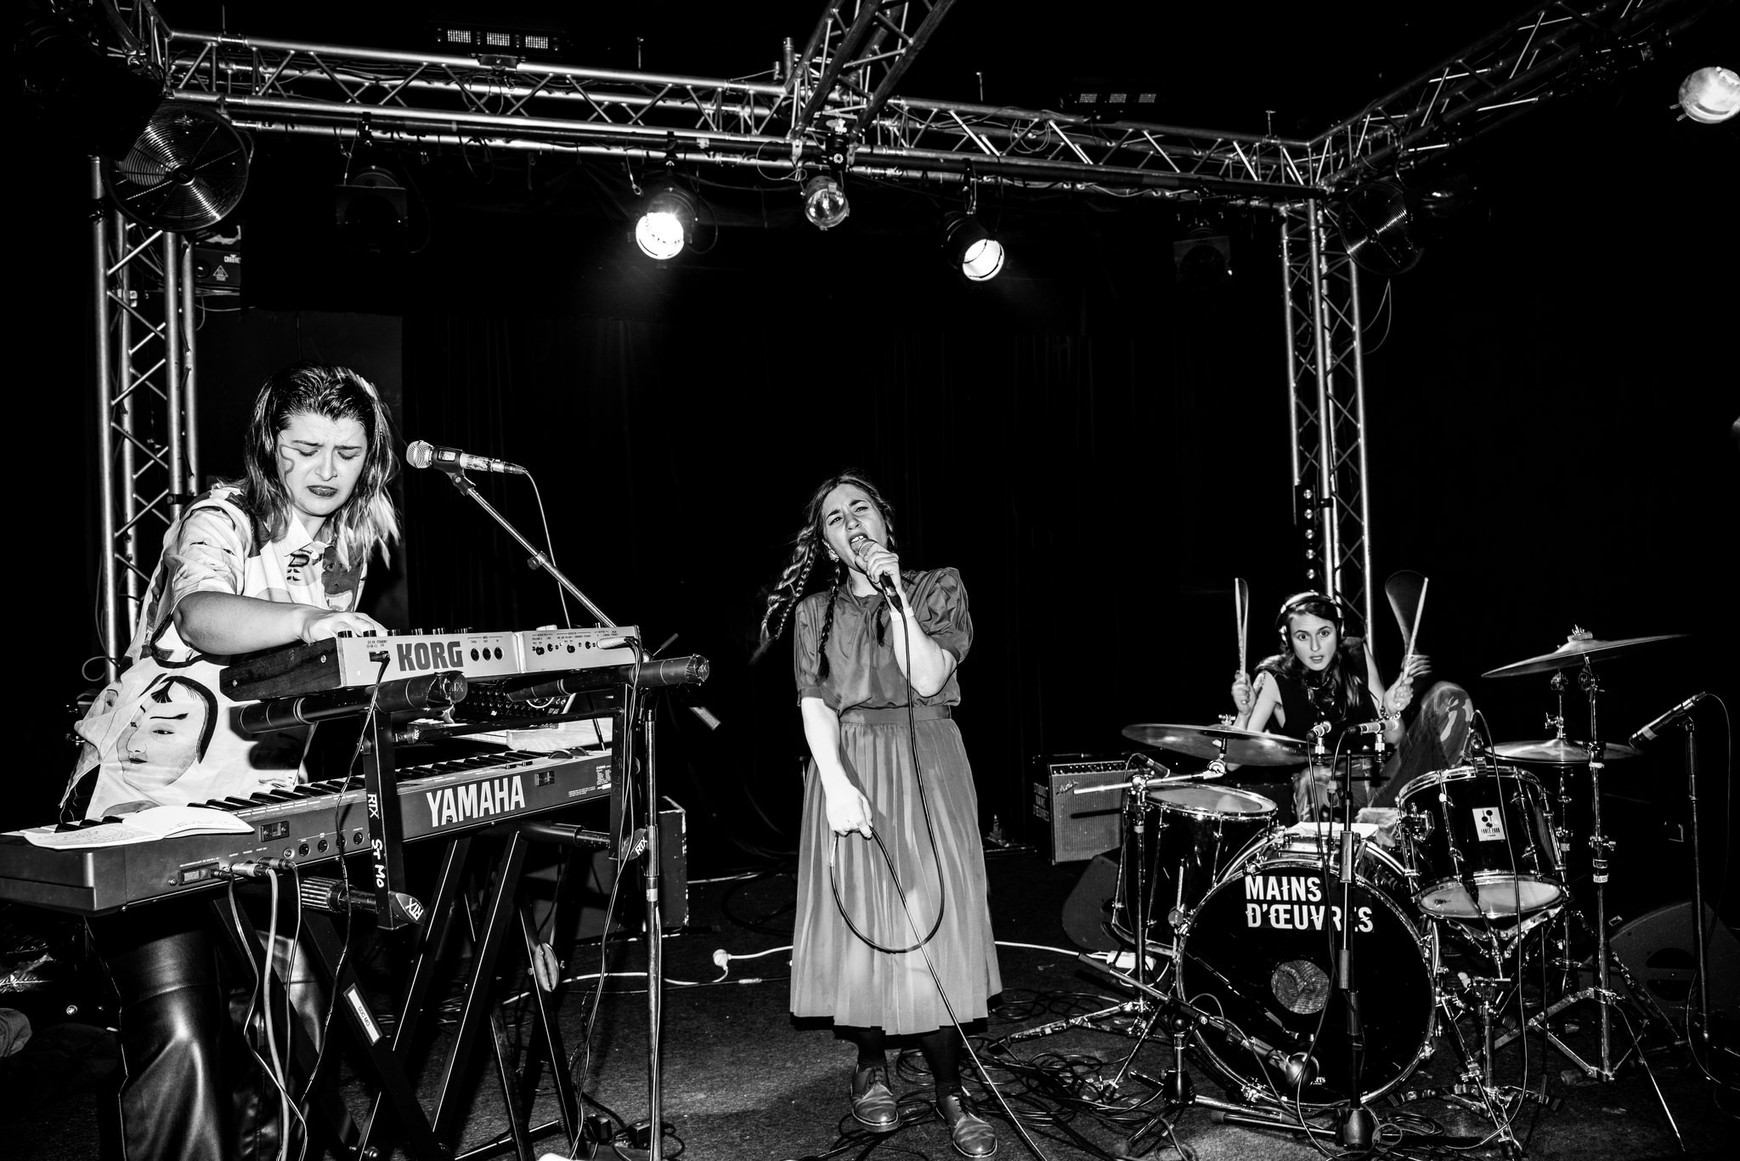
1121, 723, 1306, 766
1481, 633, 1687, 679
1493, 738, 1640, 764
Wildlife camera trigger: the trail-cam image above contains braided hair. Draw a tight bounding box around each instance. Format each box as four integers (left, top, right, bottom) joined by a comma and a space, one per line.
752, 472, 899, 677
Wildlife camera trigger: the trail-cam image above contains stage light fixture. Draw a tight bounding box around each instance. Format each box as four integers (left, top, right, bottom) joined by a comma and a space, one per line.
635, 185, 698, 260
1679, 66, 1740, 124
1173, 223, 1233, 286
942, 214, 1005, 281
802, 174, 850, 230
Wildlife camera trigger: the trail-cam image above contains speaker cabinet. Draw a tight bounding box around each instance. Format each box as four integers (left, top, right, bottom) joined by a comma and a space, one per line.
1031, 755, 1129, 864
1610, 900, 1739, 1016
1061, 852, 1122, 951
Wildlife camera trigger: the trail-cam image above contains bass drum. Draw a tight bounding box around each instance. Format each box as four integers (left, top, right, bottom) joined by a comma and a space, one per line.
1173, 833, 1436, 1107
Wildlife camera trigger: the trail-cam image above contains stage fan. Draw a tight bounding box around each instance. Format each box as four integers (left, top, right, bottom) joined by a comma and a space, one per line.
1331, 180, 1421, 276
101, 102, 250, 231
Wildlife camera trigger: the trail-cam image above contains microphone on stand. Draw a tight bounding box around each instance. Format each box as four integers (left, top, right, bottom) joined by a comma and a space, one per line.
1629, 692, 1709, 747
849, 536, 901, 602
406, 439, 528, 476
1129, 753, 1172, 779
1343, 720, 1388, 736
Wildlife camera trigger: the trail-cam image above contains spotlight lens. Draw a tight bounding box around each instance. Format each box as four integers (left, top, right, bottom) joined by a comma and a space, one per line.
636, 210, 686, 259
803, 177, 850, 230
960, 237, 1005, 281
1679, 66, 1740, 124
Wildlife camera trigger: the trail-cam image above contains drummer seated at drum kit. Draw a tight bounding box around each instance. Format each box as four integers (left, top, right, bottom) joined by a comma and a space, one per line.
1229, 591, 1478, 827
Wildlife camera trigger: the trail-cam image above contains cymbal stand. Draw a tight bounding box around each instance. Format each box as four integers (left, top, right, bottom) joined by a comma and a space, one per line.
1008, 772, 1171, 1049
1493, 662, 1685, 1145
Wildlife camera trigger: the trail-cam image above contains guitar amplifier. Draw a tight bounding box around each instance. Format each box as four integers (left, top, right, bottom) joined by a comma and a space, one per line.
1030, 755, 1133, 864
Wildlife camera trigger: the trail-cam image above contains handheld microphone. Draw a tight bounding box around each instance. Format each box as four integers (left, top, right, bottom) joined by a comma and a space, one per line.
849, 536, 901, 601
1629, 692, 1709, 747
406, 439, 527, 476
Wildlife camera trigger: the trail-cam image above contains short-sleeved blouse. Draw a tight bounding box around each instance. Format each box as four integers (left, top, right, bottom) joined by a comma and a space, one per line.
792, 567, 971, 711
63, 485, 367, 820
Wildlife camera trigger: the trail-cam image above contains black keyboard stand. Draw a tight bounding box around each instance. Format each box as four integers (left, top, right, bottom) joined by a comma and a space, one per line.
225, 816, 612, 1161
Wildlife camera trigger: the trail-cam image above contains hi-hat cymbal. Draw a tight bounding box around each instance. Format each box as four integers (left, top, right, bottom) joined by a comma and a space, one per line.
1481, 633, 1687, 679
1492, 738, 1640, 764
1122, 723, 1306, 766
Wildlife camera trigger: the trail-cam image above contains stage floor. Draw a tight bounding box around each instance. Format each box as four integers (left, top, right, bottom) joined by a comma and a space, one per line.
2, 840, 1734, 1160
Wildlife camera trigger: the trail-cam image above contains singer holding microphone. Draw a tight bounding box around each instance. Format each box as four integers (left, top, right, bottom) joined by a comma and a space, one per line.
755, 472, 1001, 1159
62, 360, 399, 1161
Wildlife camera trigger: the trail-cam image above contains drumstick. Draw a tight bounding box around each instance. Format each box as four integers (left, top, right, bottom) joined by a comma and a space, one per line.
1234, 577, 1250, 678
1401, 576, 1428, 681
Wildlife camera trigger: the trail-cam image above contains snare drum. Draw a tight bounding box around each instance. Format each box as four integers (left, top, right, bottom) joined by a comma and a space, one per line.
1111, 784, 1276, 952
1174, 828, 1435, 1106
1397, 764, 1563, 919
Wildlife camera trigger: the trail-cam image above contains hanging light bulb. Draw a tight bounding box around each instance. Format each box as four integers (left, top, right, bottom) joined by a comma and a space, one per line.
802, 174, 850, 230
941, 214, 1005, 281
635, 185, 697, 259
1678, 66, 1740, 124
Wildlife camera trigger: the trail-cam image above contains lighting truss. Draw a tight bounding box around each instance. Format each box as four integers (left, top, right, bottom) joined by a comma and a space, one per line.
88, 158, 201, 679
1320, 0, 1717, 189
137, 0, 1714, 202
1280, 204, 1373, 637
787, 1, 960, 143
85, 0, 1723, 660
147, 27, 1325, 198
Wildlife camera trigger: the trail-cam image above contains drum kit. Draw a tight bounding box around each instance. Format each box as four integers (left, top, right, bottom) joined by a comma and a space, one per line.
1067, 632, 1699, 1155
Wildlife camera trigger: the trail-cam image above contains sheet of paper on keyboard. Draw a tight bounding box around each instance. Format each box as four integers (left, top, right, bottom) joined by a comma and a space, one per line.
19, 805, 255, 849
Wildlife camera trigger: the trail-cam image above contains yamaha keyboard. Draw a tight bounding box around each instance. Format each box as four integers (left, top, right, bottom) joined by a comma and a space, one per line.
0, 747, 612, 915
220, 625, 642, 701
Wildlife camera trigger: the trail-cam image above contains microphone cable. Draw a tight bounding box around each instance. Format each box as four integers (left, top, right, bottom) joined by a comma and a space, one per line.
823, 578, 1057, 1161
826, 586, 945, 955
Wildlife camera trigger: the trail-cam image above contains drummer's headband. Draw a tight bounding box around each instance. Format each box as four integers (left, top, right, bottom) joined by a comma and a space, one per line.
1275, 591, 1346, 634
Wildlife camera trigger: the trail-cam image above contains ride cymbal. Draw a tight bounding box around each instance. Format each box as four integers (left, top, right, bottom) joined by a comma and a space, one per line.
1481, 633, 1687, 679
1492, 738, 1640, 764
1121, 723, 1306, 766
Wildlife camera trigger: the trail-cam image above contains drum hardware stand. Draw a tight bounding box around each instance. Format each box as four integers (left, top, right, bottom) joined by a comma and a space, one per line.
1080, 957, 1333, 1152
1478, 663, 1685, 1147
1010, 771, 1177, 1048
1433, 972, 1530, 1158
1503, 661, 1675, 1083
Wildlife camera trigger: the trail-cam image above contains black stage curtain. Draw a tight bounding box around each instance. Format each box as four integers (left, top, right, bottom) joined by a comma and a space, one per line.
397, 302, 1290, 867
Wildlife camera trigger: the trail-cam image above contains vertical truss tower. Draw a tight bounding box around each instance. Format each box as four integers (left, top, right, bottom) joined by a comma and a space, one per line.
1281, 203, 1373, 634
92, 155, 199, 679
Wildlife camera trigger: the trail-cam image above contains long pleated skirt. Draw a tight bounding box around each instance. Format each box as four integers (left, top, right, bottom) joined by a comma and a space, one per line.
790, 714, 1002, 1034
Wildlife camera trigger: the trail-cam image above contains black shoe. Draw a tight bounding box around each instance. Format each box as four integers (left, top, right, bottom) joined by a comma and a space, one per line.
934, 1090, 997, 1158
850, 1064, 898, 1132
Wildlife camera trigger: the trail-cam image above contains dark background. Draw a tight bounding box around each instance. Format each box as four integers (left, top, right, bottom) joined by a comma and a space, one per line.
15, 2, 1738, 931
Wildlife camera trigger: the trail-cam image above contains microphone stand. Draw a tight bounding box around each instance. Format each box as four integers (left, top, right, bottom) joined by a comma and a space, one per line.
1336, 726, 1378, 1151
439, 469, 618, 628
437, 468, 673, 1158
1680, 717, 1713, 1052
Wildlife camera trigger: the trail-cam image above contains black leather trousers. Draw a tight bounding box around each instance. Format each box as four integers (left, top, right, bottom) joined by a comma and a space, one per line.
91, 901, 300, 1161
